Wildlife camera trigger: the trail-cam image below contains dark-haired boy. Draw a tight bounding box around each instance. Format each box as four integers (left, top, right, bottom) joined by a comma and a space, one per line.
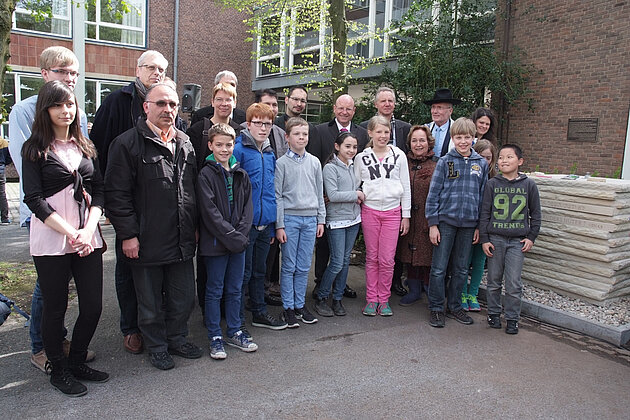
480, 144, 541, 335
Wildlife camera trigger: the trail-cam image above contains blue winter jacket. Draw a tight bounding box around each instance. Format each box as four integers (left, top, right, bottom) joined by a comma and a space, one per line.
233, 129, 276, 227
425, 148, 488, 228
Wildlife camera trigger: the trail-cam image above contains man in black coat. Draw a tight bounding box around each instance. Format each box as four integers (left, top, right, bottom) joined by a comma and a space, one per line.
105, 83, 202, 370
360, 86, 411, 153
308, 94, 368, 302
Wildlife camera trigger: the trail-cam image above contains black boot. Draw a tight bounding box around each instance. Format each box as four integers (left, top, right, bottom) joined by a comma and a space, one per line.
391, 260, 407, 296
69, 350, 109, 383
49, 358, 88, 397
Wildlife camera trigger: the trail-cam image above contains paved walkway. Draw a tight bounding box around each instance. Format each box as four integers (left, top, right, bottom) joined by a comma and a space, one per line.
1, 181, 629, 419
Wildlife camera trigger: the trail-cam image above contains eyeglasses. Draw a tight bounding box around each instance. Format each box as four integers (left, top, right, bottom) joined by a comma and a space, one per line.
47, 68, 80, 78
288, 96, 307, 104
139, 64, 166, 74
250, 121, 272, 128
145, 100, 179, 109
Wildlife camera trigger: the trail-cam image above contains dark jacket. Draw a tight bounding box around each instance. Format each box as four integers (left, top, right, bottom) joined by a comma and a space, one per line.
104, 119, 197, 265
91, 81, 187, 176
197, 156, 253, 256
360, 117, 411, 153
232, 129, 276, 227
186, 118, 242, 170
23, 150, 104, 224
308, 120, 369, 167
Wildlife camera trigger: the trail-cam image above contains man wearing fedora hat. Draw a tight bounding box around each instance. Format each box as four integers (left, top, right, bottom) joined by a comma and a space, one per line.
424, 88, 462, 157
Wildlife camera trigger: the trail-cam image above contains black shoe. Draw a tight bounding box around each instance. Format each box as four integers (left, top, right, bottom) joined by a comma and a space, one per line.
252, 312, 288, 330
314, 298, 334, 317
487, 314, 502, 329
311, 283, 320, 300
391, 282, 408, 297
283, 308, 300, 328
295, 306, 318, 324
265, 293, 283, 306
331, 299, 346, 316
429, 311, 445, 328
168, 342, 203, 359
343, 285, 357, 299
70, 363, 109, 383
447, 308, 474, 325
50, 361, 88, 397
149, 351, 175, 370
505, 320, 519, 334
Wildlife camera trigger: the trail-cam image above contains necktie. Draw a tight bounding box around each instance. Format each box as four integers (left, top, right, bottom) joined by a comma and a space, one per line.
340, 127, 348, 133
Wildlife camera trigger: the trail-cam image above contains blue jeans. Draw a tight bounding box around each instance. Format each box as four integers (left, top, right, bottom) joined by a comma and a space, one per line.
486, 235, 525, 321
241, 225, 272, 323
280, 215, 317, 310
115, 241, 139, 335
204, 252, 245, 339
428, 222, 475, 312
318, 224, 360, 301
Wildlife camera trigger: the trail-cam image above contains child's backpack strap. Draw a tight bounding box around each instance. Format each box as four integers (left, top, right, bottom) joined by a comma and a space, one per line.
0, 292, 30, 326
202, 117, 212, 145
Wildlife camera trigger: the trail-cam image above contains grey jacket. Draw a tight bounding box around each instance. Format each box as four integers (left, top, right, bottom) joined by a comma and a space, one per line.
323, 155, 361, 223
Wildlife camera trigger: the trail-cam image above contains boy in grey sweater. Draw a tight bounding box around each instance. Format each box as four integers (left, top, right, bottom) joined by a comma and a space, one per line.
275, 117, 326, 328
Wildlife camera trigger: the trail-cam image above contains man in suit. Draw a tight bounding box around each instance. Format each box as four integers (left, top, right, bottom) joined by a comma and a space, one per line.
274, 85, 309, 131
190, 70, 246, 125
424, 88, 462, 158
309, 94, 369, 301
360, 86, 411, 153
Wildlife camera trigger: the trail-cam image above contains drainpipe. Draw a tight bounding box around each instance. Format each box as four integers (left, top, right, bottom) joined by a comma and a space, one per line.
73, 3, 86, 111
173, 0, 180, 82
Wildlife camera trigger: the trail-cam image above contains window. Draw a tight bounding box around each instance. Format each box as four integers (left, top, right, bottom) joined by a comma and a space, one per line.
257, 14, 284, 76
86, 0, 145, 47
13, 0, 71, 37
84, 79, 128, 121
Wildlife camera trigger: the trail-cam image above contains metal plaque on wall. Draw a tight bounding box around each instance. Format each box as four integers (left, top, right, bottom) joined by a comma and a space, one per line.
567, 118, 598, 142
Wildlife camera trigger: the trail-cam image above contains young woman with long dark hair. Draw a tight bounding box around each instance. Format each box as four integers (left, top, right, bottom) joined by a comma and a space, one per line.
22, 80, 108, 397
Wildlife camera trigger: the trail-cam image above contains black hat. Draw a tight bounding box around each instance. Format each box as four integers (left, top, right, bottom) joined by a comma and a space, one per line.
423, 88, 462, 106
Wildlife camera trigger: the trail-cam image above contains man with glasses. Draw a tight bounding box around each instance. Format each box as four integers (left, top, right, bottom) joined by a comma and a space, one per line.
105, 83, 201, 370
91, 50, 186, 355
190, 70, 247, 125
8, 46, 94, 373
274, 85, 309, 131
423, 88, 462, 158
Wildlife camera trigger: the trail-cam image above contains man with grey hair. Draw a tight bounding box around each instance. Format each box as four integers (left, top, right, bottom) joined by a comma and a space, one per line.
190, 70, 246, 125
92, 49, 186, 355
360, 86, 411, 153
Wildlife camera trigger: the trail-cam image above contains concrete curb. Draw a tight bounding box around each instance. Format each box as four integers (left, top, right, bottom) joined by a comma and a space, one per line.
478, 286, 630, 347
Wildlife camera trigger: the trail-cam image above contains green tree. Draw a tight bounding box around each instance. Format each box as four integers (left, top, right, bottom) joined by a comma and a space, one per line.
364, 0, 533, 128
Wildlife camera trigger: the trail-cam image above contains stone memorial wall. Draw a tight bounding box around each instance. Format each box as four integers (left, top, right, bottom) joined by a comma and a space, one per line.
523, 174, 630, 304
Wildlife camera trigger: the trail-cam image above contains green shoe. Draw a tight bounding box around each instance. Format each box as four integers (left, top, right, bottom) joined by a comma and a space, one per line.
461, 293, 469, 311
377, 302, 393, 316
468, 294, 481, 311
362, 302, 377, 316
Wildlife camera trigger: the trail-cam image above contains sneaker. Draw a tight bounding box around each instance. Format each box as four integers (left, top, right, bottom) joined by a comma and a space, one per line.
283, 308, 300, 328
331, 299, 346, 316
447, 308, 474, 325
70, 363, 109, 383
295, 306, 318, 324
505, 320, 519, 335
31, 350, 50, 374
362, 302, 378, 316
209, 338, 227, 360
240, 325, 253, 340
429, 310, 445, 328
467, 294, 481, 311
252, 312, 288, 330
148, 351, 174, 370
50, 364, 87, 397
62, 339, 96, 362
0, 220, 10, 225
487, 314, 502, 329
168, 342, 203, 359
314, 298, 334, 317
226, 331, 258, 352
461, 293, 469, 311
377, 302, 393, 316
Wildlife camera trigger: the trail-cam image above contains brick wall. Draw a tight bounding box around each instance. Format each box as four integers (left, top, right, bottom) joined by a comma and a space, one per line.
9, 34, 72, 68
495, 0, 630, 176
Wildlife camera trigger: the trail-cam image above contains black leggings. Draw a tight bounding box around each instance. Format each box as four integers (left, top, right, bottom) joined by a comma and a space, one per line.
33, 251, 103, 362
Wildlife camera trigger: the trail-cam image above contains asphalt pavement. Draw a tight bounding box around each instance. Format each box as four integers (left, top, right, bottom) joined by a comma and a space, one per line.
1, 182, 629, 419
